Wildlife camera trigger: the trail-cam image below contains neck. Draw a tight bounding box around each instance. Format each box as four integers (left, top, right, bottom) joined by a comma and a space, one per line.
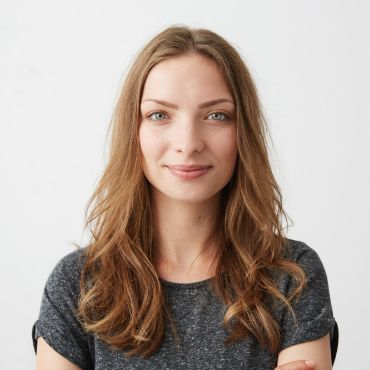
151, 189, 221, 281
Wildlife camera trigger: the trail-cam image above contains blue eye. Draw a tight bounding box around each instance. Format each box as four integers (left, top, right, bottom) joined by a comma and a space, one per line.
147, 111, 168, 121
208, 112, 229, 121
146, 111, 230, 122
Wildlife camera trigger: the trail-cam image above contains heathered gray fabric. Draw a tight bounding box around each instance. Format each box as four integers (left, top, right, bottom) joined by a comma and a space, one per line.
32, 238, 338, 369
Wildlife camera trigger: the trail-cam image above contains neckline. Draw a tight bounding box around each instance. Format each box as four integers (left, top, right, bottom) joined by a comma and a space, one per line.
160, 276, 214, 289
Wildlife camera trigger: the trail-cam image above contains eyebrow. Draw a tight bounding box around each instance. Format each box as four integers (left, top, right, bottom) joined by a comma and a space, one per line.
141, 98, 235, 109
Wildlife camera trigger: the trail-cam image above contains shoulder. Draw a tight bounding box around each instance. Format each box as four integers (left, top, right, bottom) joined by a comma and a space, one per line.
284, 237, 327, 275
52, 246, 88, 272
45, 246, 88, 294
271, 237, 332, 302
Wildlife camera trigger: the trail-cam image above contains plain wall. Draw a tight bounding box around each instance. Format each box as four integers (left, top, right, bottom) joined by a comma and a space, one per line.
1, 0, 369, 369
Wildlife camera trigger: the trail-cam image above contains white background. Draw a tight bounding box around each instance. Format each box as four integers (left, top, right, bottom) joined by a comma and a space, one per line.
1, 1, 369, 369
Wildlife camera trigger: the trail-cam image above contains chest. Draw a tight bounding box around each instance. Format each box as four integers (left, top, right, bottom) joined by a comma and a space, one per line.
87, 286, 279, 369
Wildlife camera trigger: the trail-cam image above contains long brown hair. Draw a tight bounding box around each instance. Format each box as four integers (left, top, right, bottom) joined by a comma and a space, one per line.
74, 24, 307, 358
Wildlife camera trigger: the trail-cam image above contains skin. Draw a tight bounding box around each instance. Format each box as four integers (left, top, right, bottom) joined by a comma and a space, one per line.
275, 359, 316, 370
138, 52, 333, 370
35, 337, 81, 369
139, 52, 238, 283
276, 333, 332, 370
35, 54, 332, 370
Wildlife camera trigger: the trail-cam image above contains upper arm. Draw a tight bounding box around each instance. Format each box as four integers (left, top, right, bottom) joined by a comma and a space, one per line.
276, 241, 338, 366
32, 251, 92, 369
35, 336, 82, 370
277, 333, 332, 370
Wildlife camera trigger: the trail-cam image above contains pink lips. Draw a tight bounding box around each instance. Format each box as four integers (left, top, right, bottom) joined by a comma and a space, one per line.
167, 164, 210, 171
166, 164, 212, 180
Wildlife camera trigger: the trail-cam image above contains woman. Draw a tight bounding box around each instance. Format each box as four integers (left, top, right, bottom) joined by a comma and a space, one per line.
32, 25, 338, 370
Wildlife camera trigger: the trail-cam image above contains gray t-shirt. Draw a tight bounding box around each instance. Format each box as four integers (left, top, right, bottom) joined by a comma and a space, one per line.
32, 238, 338, 369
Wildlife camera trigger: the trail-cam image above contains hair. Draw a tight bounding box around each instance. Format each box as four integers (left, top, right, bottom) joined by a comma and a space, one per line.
73, 24, 307, 358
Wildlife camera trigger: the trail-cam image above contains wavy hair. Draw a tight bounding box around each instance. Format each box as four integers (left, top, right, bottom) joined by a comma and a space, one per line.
74, 24, 307, 358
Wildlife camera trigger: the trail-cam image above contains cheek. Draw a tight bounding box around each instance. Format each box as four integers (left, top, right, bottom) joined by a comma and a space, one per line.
139, 126, 162, 163
213, 128, 237, 160
139, 126, 151, 157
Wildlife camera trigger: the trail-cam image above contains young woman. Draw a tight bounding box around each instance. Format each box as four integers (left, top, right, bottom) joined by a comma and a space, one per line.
32, 25, 338, 370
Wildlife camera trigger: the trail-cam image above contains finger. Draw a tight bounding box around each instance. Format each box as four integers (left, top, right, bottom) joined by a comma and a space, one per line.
274, 359, 315, 370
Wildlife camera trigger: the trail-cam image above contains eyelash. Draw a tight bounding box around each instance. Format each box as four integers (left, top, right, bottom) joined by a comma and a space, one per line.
146, 111, 231, 122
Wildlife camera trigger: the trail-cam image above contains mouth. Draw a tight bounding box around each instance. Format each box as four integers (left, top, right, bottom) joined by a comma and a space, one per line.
166, 164, 212, 171
164, 165, 212, 180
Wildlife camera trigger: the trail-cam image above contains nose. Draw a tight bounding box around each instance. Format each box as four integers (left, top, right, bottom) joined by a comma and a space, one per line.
172, 117, 205, 155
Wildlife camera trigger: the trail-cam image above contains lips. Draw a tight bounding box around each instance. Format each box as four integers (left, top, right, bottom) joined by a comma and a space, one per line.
166, 164, 211, 171
165, 165, 211, 180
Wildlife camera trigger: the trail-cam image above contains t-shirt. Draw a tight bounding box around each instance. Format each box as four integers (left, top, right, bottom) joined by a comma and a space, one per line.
32, 238, 338, 370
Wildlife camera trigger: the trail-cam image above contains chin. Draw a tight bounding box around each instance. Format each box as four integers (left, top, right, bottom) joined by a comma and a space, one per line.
168, 190, 220, 204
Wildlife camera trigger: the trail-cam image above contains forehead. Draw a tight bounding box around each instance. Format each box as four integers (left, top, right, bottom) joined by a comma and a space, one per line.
141, 54, 234, 103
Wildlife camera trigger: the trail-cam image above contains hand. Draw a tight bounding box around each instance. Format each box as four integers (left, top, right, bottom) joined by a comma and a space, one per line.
274, 360, 316, 370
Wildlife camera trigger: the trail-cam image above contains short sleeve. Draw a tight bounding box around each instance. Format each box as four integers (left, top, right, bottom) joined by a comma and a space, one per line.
32, 249, 92, 370
278, 240, 338, 364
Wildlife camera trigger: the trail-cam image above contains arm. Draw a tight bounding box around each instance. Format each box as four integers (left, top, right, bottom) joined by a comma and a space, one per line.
35, 337, 82, 370
275, 241, 337, 370
276, 333, 332, 370
32, 250, 92, 370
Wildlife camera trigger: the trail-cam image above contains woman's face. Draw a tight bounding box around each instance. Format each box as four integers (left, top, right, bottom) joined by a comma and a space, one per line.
139, 53, 238, 204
